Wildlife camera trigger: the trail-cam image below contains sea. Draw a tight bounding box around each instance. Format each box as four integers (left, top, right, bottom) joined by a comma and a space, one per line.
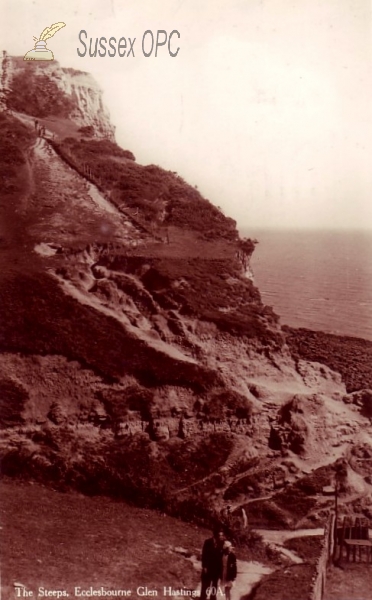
239, 229, 372, 342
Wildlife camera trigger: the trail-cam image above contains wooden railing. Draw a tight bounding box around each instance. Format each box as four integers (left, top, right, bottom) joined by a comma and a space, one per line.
311, 513, 335, 600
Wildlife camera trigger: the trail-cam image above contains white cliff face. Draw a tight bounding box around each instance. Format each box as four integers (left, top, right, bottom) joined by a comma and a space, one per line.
59, 67, 115, 139
244, 263, 255, 281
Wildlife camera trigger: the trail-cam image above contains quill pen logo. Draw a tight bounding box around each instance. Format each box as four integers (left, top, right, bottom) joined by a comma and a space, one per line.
24, 22, 66, 61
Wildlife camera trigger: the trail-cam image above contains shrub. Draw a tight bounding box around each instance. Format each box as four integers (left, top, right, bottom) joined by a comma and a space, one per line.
284, 536, 323, 563
0, 112, 35, 192
203, 389, 253, 420
275, 489, 317, 521
97, 385, 154, 421
0, 379, 28, 428
167, 434, 234, 484
78, 125, 95, 137
292, 465, 334, 495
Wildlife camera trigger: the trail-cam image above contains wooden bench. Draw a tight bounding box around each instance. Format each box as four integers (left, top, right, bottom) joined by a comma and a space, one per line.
341, 517, 372, 562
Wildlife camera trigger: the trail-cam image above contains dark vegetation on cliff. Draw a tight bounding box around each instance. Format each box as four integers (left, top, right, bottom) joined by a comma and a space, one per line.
52, 136, 238, 239
0, 379, 28, 428
284, 326, 372, 393
0, 112, 35, 192
99, 254, 280, 339
1, 426, 235, 520
7, 65, 74, 118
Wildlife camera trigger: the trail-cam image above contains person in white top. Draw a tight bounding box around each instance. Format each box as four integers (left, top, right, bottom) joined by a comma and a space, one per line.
220, 541, 237, 600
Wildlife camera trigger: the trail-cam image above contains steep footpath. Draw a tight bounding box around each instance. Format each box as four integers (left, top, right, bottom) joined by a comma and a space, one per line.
1, 56, 372, 529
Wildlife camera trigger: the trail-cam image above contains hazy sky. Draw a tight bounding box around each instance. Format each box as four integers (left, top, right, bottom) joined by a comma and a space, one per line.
2, 0, 372, 230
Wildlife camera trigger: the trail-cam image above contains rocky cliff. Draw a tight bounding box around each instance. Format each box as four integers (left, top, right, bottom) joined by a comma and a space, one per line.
1, 56, 372, 530
1, 53, 114, 138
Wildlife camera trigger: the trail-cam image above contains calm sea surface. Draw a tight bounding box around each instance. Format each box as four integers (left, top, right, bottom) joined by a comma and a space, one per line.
240, 229, 372, 342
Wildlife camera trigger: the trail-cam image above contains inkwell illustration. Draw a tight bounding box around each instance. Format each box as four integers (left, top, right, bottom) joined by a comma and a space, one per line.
24, 22, 66, 61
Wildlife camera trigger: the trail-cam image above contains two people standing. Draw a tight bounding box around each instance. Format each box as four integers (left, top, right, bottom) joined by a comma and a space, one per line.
201, 526, 237, 600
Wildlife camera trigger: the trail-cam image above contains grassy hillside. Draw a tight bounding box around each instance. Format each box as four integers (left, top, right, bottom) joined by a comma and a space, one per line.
0, 478, 206, 598
2, 479, 280, 600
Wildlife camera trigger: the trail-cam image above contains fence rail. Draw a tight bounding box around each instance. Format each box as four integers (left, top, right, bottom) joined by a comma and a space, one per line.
311, 512, 335, 600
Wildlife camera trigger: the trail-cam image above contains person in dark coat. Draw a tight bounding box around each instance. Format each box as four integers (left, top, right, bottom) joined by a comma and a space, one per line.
200, 526, 225, 600
220, 541, 237, 600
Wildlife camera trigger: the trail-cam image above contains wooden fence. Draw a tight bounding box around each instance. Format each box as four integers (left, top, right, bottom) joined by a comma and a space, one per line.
310, 512, 335, 600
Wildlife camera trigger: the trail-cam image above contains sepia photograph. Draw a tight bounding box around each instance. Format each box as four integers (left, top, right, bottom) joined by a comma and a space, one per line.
1, 1, 372, 599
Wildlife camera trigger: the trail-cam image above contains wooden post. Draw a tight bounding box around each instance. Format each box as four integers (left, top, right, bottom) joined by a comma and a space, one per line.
333, 481, 340, 563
